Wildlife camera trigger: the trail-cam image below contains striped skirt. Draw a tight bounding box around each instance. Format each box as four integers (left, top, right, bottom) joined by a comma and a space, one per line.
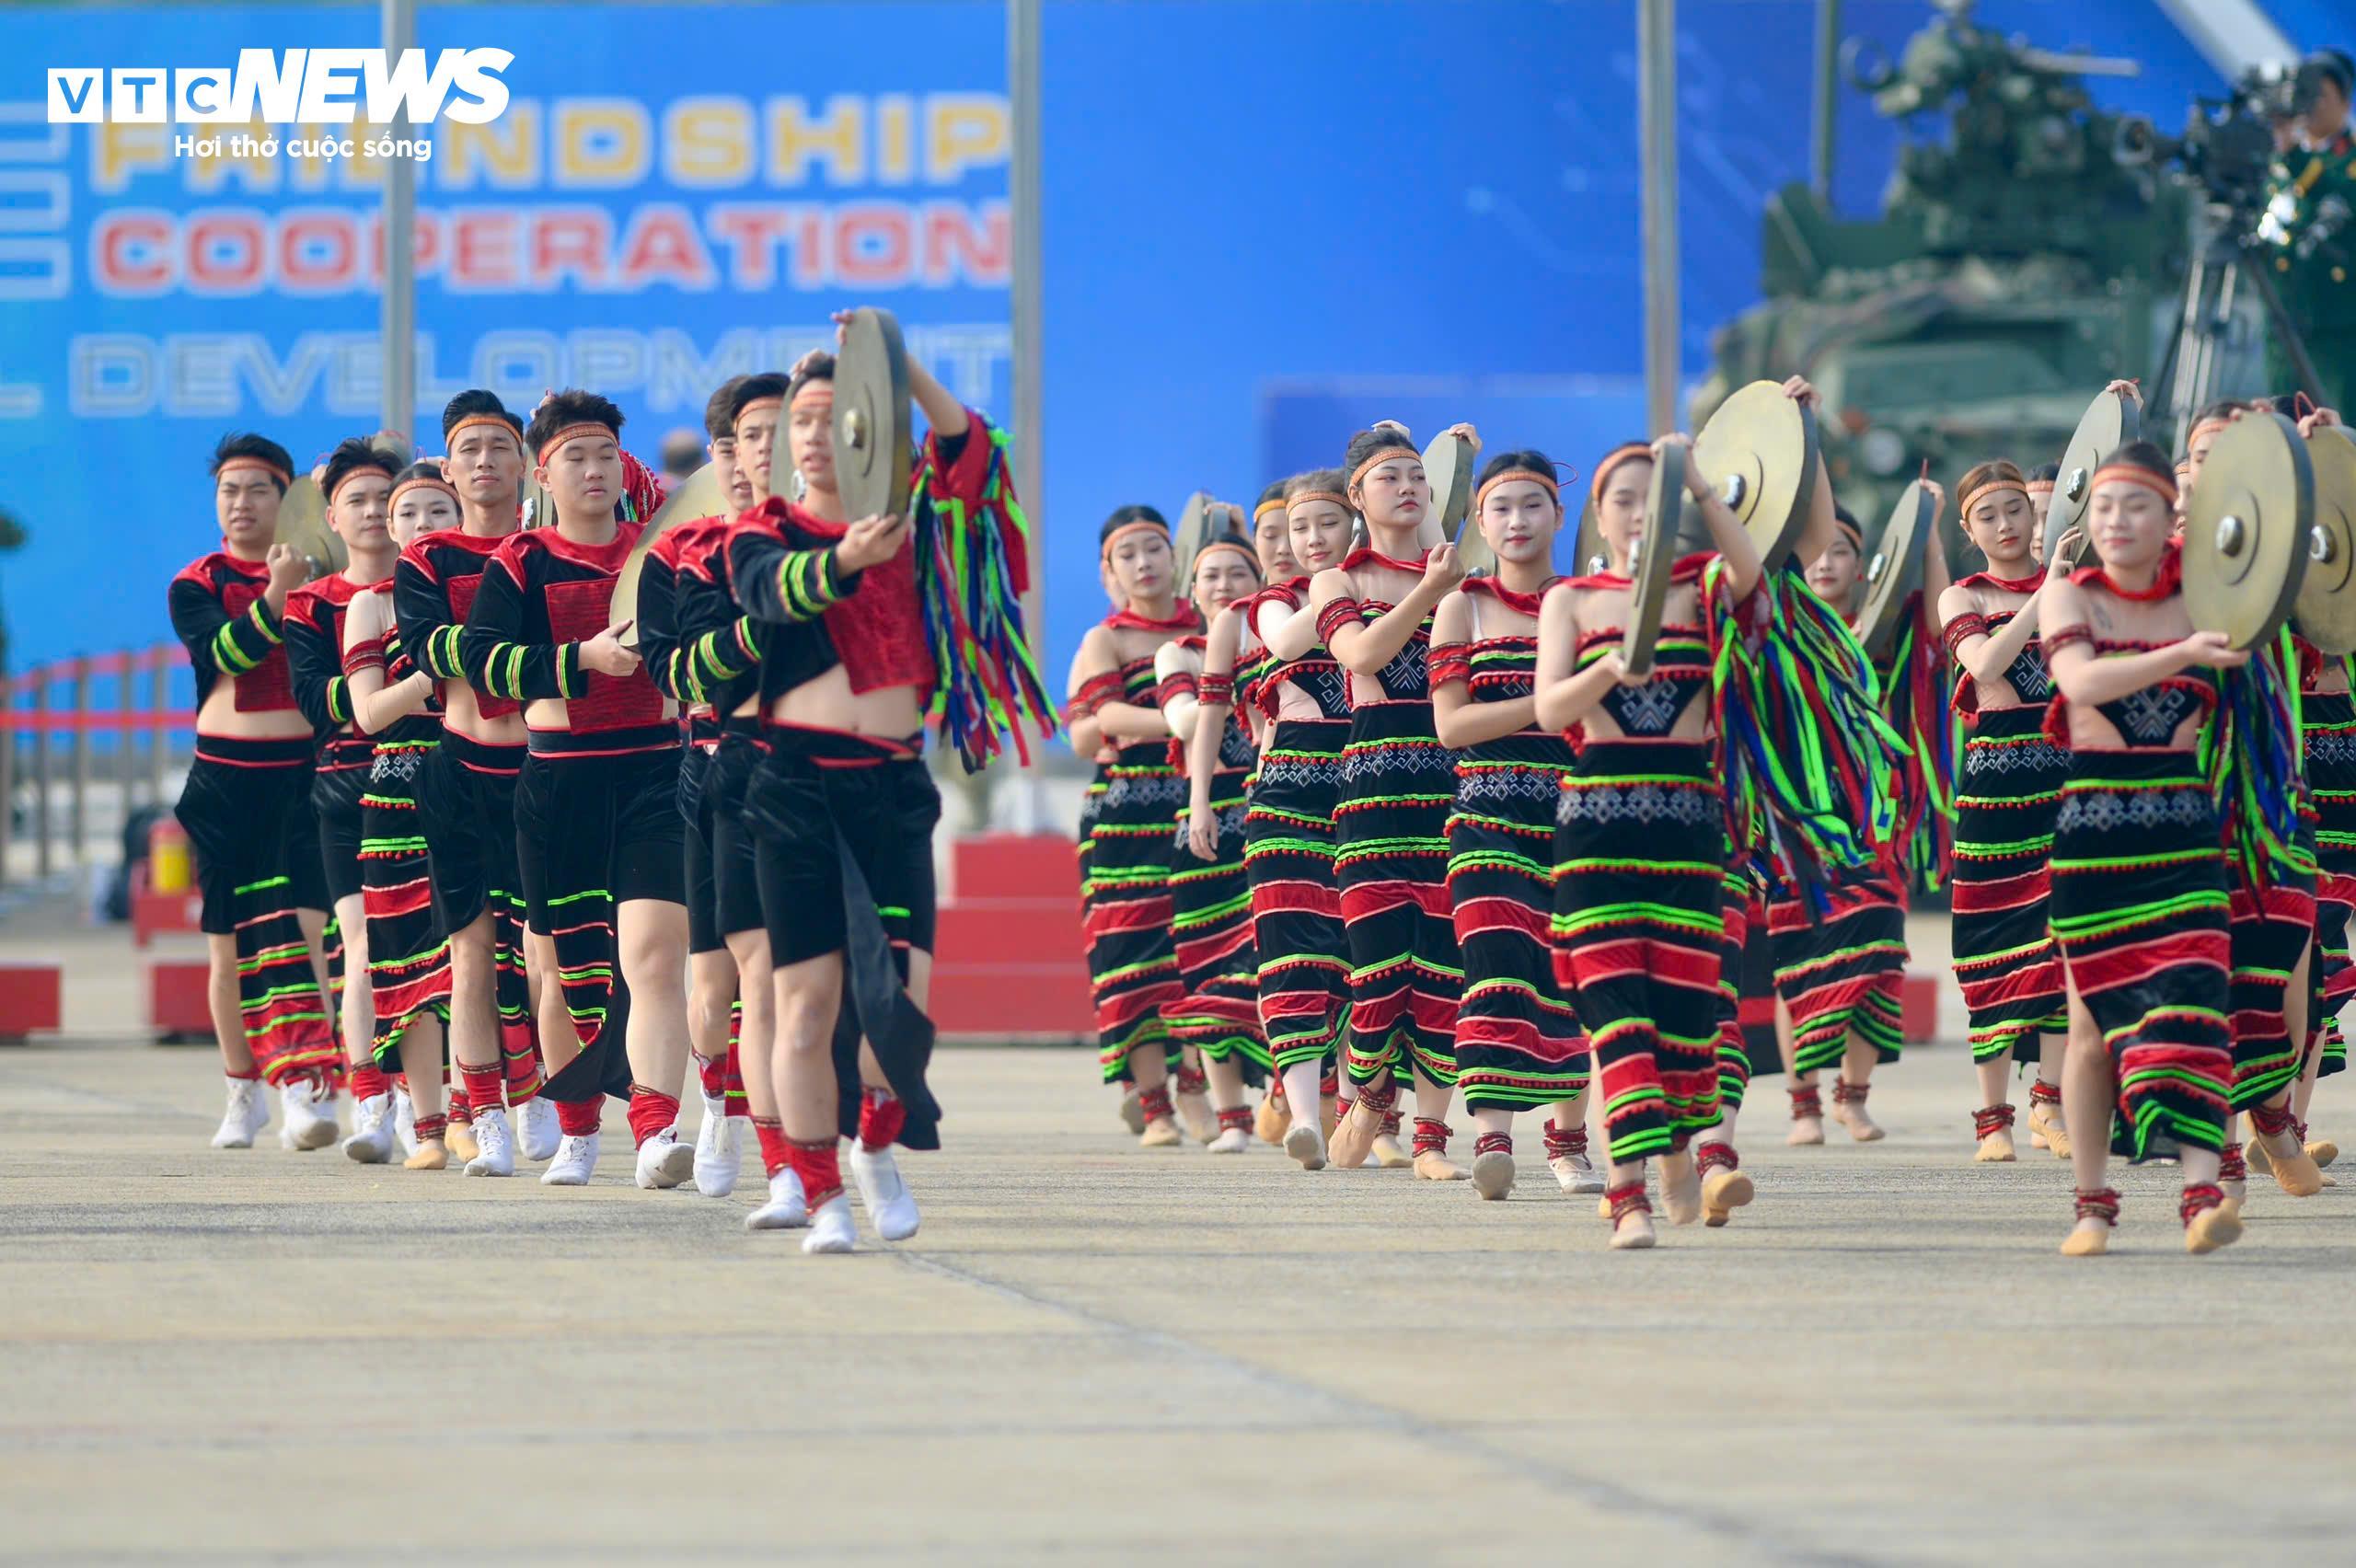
1086, 741, 1184, 1081
1949, 707, 2069, 1062
1711, 869, 1758, 1113
1551, 741, 1725, 1163
361, 732, 452, 1063
1768, 864, 1909, 1075
2227, 842, 2316, 1111
2306, 692, 2356, 1077
2048, 748, 2232, 1159
1163, 749, 1267, 1066
1448, 732, 1585, 1110
1243, 718, 1351, 1072
1334, 700, 1461, 1088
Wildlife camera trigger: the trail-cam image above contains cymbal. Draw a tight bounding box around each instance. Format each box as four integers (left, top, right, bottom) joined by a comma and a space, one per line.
1692, 381, 1819, 569
1425, 430, 1473, 559
1174, 491, 1218, 580
610, 463, 729, 650
2046, 387, 2139, 565
1622, 442, 1688, 678
275, 477, 342, 580
2183, 410, 2314, 651
832, 306, 914, 524
2296, 427, 2356, 655
1855, 479, 1934, 658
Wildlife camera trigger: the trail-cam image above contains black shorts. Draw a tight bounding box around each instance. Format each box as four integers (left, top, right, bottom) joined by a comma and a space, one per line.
682, 743, 722, 954
419, 731, 525, 933
745, 725, 940, 967
179, 735, 318, 933
312, 750, 369, 905
706, 721, 768, 944
513, 733, 687, 925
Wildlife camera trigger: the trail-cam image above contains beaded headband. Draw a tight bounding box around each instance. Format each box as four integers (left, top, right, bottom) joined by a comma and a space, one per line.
1285, 490, 1350, 514
1253, 497, 1287, 525
388, 473, 460, 513
1959, 478, 2029, 518
445, 414, 522, 455
731, 395, 783, 434
2089, 461, 2178, 505
328, 460, 397, 506
535, 421, 618, 467
1473, 467, 1563, 515
215, 455, 292, 489
1588, 442, 1652, 507
1347, 445, 1420, 492
1101, 519, 1171, 561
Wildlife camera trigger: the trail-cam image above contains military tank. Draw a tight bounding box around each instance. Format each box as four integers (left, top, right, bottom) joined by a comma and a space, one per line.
1695, 0, 2195, 534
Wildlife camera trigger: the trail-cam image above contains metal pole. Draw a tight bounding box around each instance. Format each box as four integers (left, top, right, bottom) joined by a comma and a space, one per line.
381, 0, 417, 438
1008, 0, 1044, 670
148, 657, 168, 803
1810, 0, 1841, 200
68, 655, 87, 862
30, 676, 49, 880
1638, 0, 1681, 434
0, 674, 14, 889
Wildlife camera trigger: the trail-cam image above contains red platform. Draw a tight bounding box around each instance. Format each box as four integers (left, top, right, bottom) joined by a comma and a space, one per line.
932, 836, 1092, 1040
0, 960, 62, 1039
150, 958, 214, 1042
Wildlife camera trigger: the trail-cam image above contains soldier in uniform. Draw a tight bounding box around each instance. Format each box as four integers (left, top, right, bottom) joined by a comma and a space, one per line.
2263, 52, 2355, 409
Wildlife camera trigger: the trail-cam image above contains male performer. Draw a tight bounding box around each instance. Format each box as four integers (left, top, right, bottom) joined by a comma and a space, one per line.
167, 433, 339, 1148
283, 436, 404, 1156
636, 376, 755, 1196
392, 390, 560, 1170
460, 390, 695, 1189
730, 313, 1047, 1252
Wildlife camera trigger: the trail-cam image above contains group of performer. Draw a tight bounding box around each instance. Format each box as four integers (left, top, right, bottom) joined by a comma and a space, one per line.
1070, 379, 2350, 1255
168, 338, 2351, 1257
167, 310, 1046, 1255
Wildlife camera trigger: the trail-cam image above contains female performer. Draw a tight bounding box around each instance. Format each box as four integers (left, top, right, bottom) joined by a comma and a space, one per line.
1428, 449, 1599, 1198
1533, 433, 1764, 1247
1239, 474, 1364, 1170
1072, 509, 1201, 1147
2039, 439, 2253, 1255
1161, 533, 1269, 1151
1938, 460, 2074, 1161
1311, 425, 1473, 1179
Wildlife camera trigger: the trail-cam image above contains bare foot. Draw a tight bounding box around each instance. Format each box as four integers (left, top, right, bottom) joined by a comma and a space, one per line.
1833, 1078, 1885, 1142
1787, 1085, 1825, 1147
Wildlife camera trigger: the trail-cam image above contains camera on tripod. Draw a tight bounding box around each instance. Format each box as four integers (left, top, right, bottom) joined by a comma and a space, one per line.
2114, 64, 2304, 218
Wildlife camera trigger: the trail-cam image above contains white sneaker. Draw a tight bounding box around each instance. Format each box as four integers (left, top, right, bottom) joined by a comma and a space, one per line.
1207, 1125, 1253, 1154
691, 1092, 740, 1197
803, 1192, 859, 1254
849, 1143, 919, 1241
279, 1080, 340, 1151
745, 1168, 809, 1230
633, 1127, 696, 1190
464, 1106, 516, 1177
515, 1096, 560, 1161
540, 1132, 600, 1185
394, 1092, 419, 1156
341, 1093, 396, 1163
210, 1077, 269, 1149
1550, 1148, 1606, 1194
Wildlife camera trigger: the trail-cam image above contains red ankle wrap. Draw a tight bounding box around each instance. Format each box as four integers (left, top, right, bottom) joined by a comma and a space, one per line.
1175, 1065, 1208, 1096
1831, 1077, 1868, 1106
2029, 1079, 2062, 1108
1695, 1141, 1738, 1178
626, 1085, 680, 1148
787, 1136, 842, 1211
413, 1113, 448, 1145
753, 1117, 791, 1179
1354, 1078, 1399, 1116
448, 1088, 472, 1125
693, 1051, 727, 1101
2249, 1101, 2296, 1138
1605, 1182, 1651, 1223
348, 1064, 390, 1101
554, 1099, 602, 1136
1472, 1130, 1512, 1158
1215, 1105, 1253, 1133
1789, 1084, 1823, 1120
1138, 1083, 1173, 1124
2294, 1116, 2311, 1142
2219, 1142, 2246, 1183
1411, 1117, 1449, 1157
722, 1043, 746, 1113
1973, 1103, 2016, 1139
461, 1062, 505, 1113
1542, 1117, 1587, 1159
2179, 1182, 2226, 1226
1380, 1109, 1404, 1137
503, 1042, 543, 1102
2073, 1186, 2122, 1226
859, 1086, 907, 1152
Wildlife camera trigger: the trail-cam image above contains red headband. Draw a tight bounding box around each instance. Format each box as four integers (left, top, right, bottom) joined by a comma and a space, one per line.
445, 414, 521, 456
216, 455, 292, 489
1348, 445, 1419, 492
1588, 442, 1652, 507
1286, 490, 1350, 515
388, 473, 460, 514
1102, 519, 1170, 561
732, 395, 782, 434
1253, 497, 1287, 525
1959, 478, 2028, 518
2089, 461, 2178, 505
328, 462, 396, 507
1473, 467, 1563, 515
790, 380, 835, 409
535, 421, 616, 467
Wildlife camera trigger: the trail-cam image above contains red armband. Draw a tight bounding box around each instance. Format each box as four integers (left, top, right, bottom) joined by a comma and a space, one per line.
1198, 673, 1234, 708
1313, 597, 1363, 645
1074, 669, 1124, 713
342, 638, 387, 676
1426, 640, 1472, 690
1155, 668, 1198, 709
2044, 623, 2094, 657
1941, 614, 1990, 659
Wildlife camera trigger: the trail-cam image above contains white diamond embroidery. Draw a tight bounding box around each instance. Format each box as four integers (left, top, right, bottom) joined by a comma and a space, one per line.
2110, 687, 2190, 744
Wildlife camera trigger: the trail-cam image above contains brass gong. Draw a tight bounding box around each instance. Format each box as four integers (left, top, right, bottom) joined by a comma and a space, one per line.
2295, 426, 2356, 655
2183, 411, 2314, 651
1424, 429, 1473, 559
1621, 442, 1689, 677
1855, 479, 1934, 659
2046, 387, 2139, 566
276, 476, 342, 580
832, 306, 914, 524
609, 462, 727, 649
1691, 380, 1820, 570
